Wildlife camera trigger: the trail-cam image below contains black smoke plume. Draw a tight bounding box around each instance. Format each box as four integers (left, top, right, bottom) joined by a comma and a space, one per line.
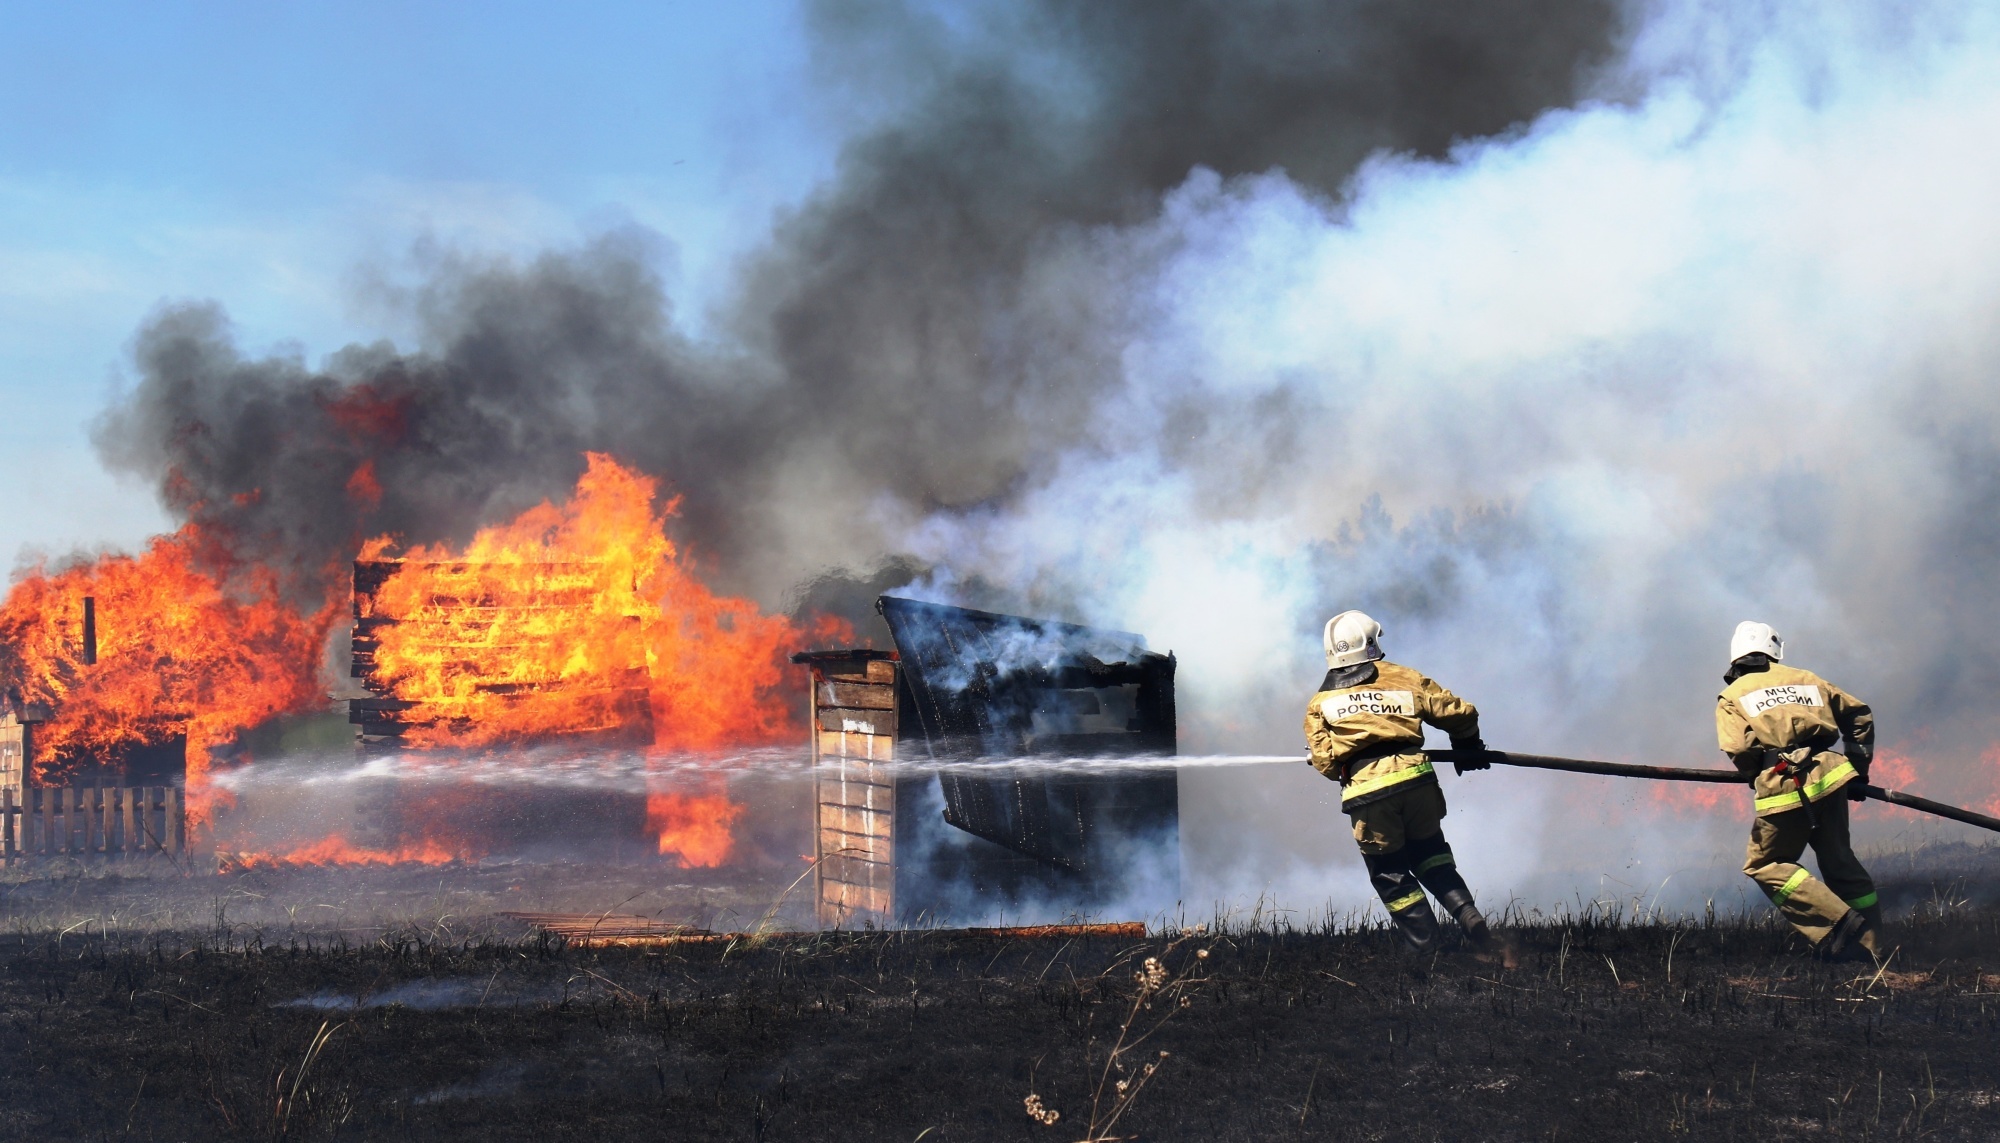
90, 0, 1623, 619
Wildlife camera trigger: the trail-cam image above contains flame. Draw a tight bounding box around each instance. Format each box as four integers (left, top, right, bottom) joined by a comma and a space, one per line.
357, 453, 844, 865
0, 524, 336, 818
220, 833, 466, 871
646, 786, 745, 868
345, 459, 383, 508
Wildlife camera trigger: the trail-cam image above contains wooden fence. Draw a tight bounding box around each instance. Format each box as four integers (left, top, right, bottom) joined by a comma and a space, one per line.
1, 786, 185, 864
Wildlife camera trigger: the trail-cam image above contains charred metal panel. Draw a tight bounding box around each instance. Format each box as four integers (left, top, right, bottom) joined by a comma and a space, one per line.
880, 596, 1175, 759
877, 596, 1177, 901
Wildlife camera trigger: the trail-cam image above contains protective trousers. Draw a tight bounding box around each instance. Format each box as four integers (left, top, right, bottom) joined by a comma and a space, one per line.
1350, 784, 1484, 949
1743, 793, 1881, 952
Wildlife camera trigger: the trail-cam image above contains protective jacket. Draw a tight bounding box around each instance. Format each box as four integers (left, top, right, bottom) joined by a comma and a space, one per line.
1304, 660, 1480, 811
1716, 661, 1874, 817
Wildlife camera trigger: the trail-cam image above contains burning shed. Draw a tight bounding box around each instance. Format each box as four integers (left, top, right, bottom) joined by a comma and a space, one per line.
347, 558, 656, 751
797, 596, 1179, 928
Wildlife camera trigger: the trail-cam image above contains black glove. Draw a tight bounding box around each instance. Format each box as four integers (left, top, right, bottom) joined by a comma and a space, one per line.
1847, 755, 1871, 801
1451, 737, 1492, 775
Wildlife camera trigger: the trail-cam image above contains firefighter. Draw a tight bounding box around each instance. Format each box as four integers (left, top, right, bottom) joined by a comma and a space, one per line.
1717, 621, 1882, 960
1304, 610, 1493, 953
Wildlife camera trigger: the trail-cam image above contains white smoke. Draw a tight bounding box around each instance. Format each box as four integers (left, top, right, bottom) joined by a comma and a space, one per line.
881, 0, 2000, 915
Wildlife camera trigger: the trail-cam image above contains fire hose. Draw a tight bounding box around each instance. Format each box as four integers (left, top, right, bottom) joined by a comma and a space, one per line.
1422, 749, 2000, 835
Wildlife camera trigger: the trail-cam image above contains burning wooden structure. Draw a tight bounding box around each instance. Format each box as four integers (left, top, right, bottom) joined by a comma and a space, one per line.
0, 703, 41, 798
1, 785, 186, 864
1, 695, 188, 864
2, 702, 187, 797
797, 596, 1180, 928
348, 559, 655, 751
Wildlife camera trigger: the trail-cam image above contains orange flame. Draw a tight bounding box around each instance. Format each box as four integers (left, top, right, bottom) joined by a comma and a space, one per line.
220, 833, 466, 871
357, 453, 843, 866
0, 525, 336, 818
646, 787, 746, 868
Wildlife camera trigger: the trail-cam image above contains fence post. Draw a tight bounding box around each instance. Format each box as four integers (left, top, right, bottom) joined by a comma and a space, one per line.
168, 787, 184, 855
2, 787, 11, 866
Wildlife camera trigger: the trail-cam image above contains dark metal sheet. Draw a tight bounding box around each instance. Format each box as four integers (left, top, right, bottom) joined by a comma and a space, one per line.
877, 596, 1177, 874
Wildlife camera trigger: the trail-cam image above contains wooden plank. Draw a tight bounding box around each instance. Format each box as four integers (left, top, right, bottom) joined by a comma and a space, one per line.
820, 880, 892, 920
817, 757, 894, 787
811, 659, 897, 685
2, 788, 12, 865
817, 872, 891, 926
123, 787, 138, 857
817, 857, 892, 887
820, 854, 890, 882
816, 729, 894, 762
86, 787, 102, 857
168, 787, 184, 854
819, 870, 892, 898
817, 853, 890, 877
817, 707, 896, 736
818, 780, 895, 812
817, 779, 894, 813
817, 804, 892, 838
819, 826, 892, 864
816, 681, 894, 711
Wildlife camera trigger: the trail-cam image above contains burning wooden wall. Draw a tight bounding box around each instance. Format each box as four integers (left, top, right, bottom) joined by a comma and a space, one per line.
348, 560, 656, 751
799, 597, 1180, 929
0, 705, 39, 800
0, 698, 185, 795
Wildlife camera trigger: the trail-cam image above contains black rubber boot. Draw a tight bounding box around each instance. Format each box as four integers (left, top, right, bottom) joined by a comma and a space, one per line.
1390, 900, 1441, 953
1434, 887, 1491, 948
1365, 852, 1438, 954
1821, 909, 1874, 962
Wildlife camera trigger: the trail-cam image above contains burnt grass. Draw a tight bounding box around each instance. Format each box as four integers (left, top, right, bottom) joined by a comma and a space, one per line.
1, 905, 1998, 1141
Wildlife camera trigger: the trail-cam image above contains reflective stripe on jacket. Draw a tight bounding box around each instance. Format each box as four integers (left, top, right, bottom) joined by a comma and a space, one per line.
1716, 663, 1874, 818
1304, 660, 1479, 811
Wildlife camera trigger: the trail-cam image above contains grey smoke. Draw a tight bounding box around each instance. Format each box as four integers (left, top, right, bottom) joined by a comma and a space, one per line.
90, 0, 1624, 617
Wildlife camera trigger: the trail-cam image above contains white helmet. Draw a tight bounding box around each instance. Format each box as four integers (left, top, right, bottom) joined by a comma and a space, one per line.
1323, 610, 1386, 669
1729, 620, 1784, 663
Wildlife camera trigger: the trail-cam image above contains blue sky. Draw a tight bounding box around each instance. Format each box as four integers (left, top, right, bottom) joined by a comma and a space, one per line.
0, 0, 839, 566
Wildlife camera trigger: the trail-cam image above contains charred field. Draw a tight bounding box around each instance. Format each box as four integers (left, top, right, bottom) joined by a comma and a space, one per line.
2, 854, 1999, 1141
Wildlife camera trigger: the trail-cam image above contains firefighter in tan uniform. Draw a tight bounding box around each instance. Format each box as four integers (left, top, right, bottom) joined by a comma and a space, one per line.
1717, 621, 1881, 959
1304, 610, 1493, 952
